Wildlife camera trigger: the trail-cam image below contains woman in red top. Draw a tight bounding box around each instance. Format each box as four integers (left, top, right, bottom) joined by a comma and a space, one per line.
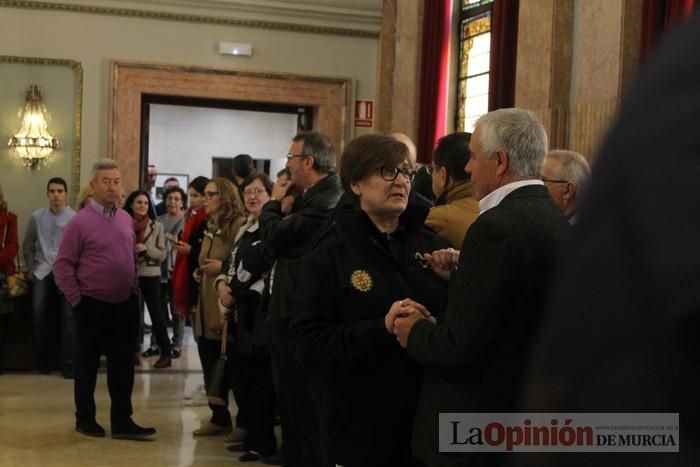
0, 184, 19, 372
171, 176, 209, 358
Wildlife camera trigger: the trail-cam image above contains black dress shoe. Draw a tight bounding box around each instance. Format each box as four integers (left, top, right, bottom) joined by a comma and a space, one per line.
141, 347, 160, 358
76, 419, 106, 437
111, 419, 156, 440
239, 451, 260, 462
226, 442, 246, 452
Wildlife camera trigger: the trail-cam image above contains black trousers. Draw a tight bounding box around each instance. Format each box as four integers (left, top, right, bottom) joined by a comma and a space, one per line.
74, 295, 138, 426
138, 276, 170, 354
32, 272, 75, 368
271, 319, 324, 467
197, 336, 234, 427
231, 351, 276, 455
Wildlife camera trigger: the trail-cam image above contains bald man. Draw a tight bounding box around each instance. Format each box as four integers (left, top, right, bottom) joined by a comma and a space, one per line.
391, 132, 435, 205
540, 150, 591, 224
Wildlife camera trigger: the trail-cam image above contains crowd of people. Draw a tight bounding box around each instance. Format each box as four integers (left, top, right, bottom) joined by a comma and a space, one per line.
0, 107, 595, 465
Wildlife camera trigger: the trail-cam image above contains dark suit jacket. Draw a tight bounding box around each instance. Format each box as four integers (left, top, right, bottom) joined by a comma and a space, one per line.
406, 184, 568, 466
512, 12, 700, 467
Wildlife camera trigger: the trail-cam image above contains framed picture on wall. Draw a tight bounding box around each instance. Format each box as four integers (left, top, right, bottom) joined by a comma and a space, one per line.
155, 173, 189, 200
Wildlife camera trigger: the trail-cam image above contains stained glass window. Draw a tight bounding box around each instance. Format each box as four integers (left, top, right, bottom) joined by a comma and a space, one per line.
457, 0, 493, 133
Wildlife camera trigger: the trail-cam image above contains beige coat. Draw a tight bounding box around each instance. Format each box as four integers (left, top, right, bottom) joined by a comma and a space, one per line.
195, 216, 244, 340
425, 181, 479, 248
137, 220, 166, 277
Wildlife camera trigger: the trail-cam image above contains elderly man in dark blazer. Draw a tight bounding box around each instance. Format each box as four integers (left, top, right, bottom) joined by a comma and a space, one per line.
389, 108, 569, 466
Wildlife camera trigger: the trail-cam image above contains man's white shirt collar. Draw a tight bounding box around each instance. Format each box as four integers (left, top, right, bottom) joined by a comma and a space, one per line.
479, 179, 544, 214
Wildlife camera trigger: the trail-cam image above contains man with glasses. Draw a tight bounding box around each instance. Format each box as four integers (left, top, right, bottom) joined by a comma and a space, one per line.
259, 131, 342, 467
541, 149, 591, 225
392, 132, 436, 205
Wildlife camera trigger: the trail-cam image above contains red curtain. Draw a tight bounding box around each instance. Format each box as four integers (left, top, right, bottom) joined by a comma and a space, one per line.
488, 0, 519, 111
641, 0, 696, 60
417, 0, 452, 164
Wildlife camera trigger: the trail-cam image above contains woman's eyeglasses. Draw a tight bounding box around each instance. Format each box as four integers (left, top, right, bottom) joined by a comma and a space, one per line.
380, 167, 416, 182
243, 188, 267, 197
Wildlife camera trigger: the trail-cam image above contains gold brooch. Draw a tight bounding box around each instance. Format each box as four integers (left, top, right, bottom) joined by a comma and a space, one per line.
350, 270, 373, 293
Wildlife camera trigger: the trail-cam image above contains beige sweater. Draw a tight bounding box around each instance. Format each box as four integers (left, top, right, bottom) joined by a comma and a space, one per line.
137, 220, 166, 277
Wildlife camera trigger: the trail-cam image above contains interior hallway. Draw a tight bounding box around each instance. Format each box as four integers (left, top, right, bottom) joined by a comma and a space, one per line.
0, 329, 270, 466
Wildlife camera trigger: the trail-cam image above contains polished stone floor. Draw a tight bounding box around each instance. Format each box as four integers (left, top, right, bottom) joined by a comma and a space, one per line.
0, 329, 270, 466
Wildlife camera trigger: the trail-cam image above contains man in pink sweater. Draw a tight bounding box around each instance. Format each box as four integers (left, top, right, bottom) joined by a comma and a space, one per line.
54, 159, 156, 440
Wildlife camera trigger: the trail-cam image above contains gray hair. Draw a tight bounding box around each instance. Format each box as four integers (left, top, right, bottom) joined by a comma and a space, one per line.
546, 149, 591, 203
476, 108, 548, 178
90, 159, 120, 180
293, 131, 336, 173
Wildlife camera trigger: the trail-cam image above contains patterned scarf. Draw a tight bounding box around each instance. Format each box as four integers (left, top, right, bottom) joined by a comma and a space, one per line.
133, 215, 150, 244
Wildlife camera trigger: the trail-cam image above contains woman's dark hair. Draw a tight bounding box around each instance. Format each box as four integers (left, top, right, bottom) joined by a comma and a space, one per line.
412, 166, 436, 204
188, 176, 209, 195
241, 173, 273, 195
123, 190, 155, 220
162, 186, 187, 208
433, 132, 471, 182
232, 154, 256, 181
340, 134, 408, 194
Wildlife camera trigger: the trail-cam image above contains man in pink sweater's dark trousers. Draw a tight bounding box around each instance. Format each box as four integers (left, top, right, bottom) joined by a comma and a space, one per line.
54, 159, 156, 440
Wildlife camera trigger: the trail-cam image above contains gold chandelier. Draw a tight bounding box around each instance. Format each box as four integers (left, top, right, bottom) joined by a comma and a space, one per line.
8, 85, 60, 169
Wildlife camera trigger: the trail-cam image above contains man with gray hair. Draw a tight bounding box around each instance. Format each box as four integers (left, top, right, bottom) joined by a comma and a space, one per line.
541, 149, 591, 224
54, 159, 156, 441
387, 108, 569, 466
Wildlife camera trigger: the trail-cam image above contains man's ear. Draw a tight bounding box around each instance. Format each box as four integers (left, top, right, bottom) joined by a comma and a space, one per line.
563, 182, 576, 201
304, 155, 316, 170
494, 149, 509, 176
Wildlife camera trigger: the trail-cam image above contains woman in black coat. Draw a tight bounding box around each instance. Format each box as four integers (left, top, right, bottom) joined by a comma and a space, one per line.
216, 173, 277, 463
290, 134, 449, 467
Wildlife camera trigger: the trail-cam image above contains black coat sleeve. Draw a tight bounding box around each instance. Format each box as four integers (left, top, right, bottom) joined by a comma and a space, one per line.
407, 215, 513, 369
259, 200, 330, 258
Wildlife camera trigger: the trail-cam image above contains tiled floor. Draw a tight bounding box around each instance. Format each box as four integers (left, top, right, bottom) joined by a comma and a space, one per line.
0, 328, 270, 466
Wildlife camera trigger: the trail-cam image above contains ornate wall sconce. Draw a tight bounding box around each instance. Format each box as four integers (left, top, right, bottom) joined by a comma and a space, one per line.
8, 84, 60, 169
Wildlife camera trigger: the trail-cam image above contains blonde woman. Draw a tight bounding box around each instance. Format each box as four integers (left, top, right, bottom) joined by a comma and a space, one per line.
192, 177, 245, 436
75, 184, 93, 210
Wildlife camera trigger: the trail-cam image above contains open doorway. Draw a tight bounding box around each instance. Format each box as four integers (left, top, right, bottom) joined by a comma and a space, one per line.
136, 96, 313, 373
140, 94, 313, 191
